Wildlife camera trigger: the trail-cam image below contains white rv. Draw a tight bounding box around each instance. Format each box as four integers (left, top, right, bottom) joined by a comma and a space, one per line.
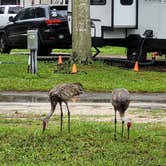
20, 0, 68, 7
68, 0, 166, 62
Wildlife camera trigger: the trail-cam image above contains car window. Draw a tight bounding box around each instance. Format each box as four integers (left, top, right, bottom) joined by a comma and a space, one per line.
15, 8, 35, 21
15, 9, 26, 21
50, 6, 67, 19
35, 7, 45, 18
8, 6, 23, 14
0, 7, 5, 14
23, 8, 35, 19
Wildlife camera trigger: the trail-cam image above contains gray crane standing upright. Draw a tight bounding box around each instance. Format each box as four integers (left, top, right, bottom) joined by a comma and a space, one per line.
111, 88, 131, 140
43, 83, 83, 133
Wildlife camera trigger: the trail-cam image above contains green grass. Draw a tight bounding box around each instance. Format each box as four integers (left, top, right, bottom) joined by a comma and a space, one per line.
11, 46, 126, 55
95, 46, 126, 55
0, 54, 166, 92
0, 118, 165, 166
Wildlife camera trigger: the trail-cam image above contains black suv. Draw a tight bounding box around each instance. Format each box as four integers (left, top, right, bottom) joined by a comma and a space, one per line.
0, 4, 71, 56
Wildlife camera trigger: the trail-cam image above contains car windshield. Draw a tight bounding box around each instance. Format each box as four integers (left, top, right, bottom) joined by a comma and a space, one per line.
8, 6, 23, 14
50, 6, 67, 19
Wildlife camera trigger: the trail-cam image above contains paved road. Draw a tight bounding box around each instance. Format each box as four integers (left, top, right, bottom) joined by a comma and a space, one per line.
0, 91, 165, 123
0, 91, 166, 103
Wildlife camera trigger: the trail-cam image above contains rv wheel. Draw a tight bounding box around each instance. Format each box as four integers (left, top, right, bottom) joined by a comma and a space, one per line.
127, 49, 147, 62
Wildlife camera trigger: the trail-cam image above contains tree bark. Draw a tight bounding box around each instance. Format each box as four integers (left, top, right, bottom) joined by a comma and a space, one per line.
71, 0, 92, 64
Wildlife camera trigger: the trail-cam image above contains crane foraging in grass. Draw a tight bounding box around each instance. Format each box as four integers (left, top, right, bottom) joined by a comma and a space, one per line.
43, 83, 83, 133
111, 88, 131, 140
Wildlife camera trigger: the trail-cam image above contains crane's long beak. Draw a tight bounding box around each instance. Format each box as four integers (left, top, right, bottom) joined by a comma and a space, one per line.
42, 120, 47, 133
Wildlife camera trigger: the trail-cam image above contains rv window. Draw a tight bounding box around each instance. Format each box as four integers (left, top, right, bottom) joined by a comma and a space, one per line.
90, 0, 106, 5
120, 0, 133, 5
0, 7, 5, 14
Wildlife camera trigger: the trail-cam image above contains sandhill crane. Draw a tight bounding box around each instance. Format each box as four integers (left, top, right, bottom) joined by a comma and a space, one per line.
43, 83, 83, 133
111, 88, 131, 140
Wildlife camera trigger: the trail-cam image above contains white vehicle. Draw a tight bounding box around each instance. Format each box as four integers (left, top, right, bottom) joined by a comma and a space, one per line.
0, 5, 23, 27
68, 0, 166, 62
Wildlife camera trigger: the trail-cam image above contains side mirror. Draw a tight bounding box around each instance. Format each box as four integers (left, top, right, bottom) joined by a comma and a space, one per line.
9, 16, 15, 22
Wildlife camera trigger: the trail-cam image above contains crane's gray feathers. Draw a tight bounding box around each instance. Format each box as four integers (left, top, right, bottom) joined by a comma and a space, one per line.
111, 88, 131, 139
112, 88, 130, 109
111, 88, 130, 117
49, 83, 83, 101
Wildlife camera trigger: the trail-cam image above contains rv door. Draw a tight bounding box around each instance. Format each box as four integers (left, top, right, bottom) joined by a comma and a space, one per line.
113, 0, 137, 28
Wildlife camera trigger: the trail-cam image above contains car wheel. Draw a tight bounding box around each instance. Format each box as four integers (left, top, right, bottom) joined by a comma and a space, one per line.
0, 34, 10, 54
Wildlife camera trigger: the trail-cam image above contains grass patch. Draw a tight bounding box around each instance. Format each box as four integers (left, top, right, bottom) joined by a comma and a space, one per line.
11, 46, 126, 55
0, 118, 165, 166
0, 54, 166, 92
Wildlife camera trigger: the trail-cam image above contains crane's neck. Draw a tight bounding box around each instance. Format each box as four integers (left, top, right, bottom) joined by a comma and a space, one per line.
121, 116, 130, 123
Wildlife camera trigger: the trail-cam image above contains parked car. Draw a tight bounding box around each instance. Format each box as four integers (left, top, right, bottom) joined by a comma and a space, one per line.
0, 4, 71, 56
0, 5, 23, 27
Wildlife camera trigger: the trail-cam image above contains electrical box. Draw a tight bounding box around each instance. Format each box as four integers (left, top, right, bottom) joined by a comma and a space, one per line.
27, 30, 38, 50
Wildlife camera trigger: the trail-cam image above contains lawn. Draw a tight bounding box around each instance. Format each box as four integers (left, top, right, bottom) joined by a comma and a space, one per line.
0, 49, 165, 165
11, 46, 126, 55
0, 117, 165, 166
0, 54, 166, 92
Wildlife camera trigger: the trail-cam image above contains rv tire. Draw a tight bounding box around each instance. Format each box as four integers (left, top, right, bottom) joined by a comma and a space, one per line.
127, 48, 147, 62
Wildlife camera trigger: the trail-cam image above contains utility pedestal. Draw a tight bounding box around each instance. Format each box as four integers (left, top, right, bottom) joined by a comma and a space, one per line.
27, 30, 38, 74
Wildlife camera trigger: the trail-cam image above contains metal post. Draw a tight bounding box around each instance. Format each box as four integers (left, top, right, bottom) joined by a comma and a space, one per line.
27, 30, 38, 74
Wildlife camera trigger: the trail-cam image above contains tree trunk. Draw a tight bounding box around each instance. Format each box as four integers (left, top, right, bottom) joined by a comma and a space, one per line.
71, 0, 92, 64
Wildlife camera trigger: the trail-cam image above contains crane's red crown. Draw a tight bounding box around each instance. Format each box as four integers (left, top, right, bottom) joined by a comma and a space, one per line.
127, 121, 132, 128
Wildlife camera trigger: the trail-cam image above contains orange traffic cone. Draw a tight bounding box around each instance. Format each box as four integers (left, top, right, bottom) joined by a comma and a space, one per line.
58, 55, 63, 65
134, 61, 139, 72
71, 64, 77, 74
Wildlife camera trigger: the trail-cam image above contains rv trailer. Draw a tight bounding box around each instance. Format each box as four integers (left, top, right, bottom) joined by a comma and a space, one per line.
23, 0, 68, 7
68, 0, 166, 62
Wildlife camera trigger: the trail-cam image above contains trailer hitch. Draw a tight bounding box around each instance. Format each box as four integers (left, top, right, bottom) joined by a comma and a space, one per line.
92, 46, 100, 58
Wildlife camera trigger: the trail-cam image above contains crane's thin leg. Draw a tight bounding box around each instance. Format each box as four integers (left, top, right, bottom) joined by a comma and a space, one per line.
122, 121, 125, 138
65, 102, 70, 133
114, 109, 117, 140
59, 102, 63, 132
43, 102, 57, 133
128, 127, 130, 139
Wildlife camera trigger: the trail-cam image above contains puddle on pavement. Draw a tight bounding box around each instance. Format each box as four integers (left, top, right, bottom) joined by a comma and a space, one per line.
0, 92, 166, 103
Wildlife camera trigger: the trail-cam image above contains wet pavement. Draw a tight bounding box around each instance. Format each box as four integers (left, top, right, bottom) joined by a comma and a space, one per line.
0, 91, 165, 111
0, 91, 166, 103
0, 91, 165, 123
